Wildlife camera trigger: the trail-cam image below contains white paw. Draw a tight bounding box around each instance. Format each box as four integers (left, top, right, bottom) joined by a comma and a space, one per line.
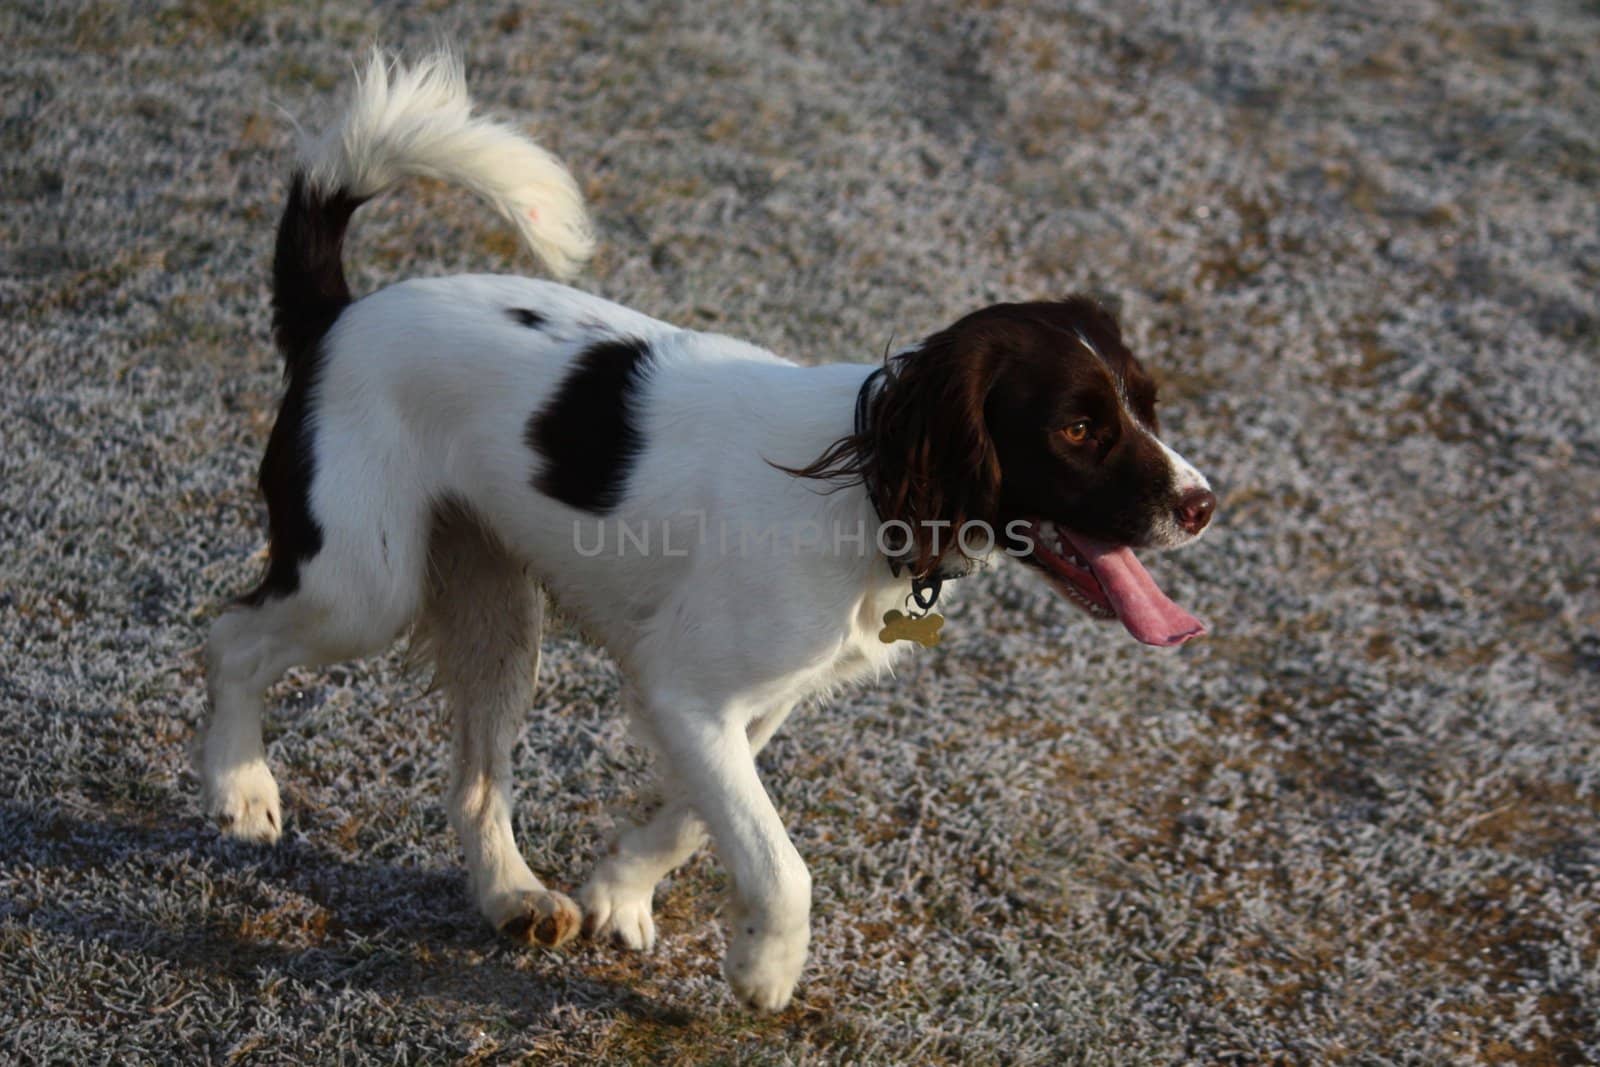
203, 760, 282, 844
724, 916, 809, 1012
578, 866, 658, 951
490, 889, 582, 949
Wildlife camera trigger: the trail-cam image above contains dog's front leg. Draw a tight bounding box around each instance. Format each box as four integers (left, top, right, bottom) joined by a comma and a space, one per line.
650, 696, 811, 1012
580, 796, 705, 952
580, 699, 798, 953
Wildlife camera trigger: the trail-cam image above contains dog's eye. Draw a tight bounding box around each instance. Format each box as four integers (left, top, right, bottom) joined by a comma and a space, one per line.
1061, 420, 1092, 445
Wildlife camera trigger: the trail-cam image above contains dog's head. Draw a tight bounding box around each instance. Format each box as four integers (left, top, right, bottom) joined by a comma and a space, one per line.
976, 299, 1214, 645
793, 297, 1215, 646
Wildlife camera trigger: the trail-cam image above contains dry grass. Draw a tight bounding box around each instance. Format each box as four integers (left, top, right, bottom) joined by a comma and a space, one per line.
2, 0, 1598, 1062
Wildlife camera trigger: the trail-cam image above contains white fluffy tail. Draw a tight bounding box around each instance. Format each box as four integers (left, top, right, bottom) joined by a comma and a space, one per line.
302, 48, 593, 278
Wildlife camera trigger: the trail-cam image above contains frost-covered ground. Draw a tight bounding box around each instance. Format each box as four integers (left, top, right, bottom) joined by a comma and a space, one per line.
2, 1, 1597, 1063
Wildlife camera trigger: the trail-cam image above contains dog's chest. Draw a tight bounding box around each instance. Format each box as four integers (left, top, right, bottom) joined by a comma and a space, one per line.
813, 584, 919, 690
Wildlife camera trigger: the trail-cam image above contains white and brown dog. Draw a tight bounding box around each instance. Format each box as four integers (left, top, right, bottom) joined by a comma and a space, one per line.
201, 51, 1216, 1011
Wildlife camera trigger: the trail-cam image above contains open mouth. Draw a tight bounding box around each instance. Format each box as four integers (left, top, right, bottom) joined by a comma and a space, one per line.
1021, 519, 1205, 648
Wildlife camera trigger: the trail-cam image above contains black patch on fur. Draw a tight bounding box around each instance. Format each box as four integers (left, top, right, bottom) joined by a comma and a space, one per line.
508, 307, 547, 329
271, 173, 363, 374
238, 173, 366, 606
526, 337, 654, 513
238, 356, 325, 607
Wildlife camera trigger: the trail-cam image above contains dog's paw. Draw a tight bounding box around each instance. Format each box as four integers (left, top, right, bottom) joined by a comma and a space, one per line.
578, 869, 658, 951
724, 918, 808, 1012
203, 760, 282, 845
497, 889, 582, 949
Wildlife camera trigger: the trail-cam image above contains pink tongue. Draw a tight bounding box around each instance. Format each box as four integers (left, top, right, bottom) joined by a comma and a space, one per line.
1065, 533, 1206, 647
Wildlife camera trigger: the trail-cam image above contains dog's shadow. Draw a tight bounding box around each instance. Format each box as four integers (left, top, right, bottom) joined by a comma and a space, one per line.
0, 800, 692, 1028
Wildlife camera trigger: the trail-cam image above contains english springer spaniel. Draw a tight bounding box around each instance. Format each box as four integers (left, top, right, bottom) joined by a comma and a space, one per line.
200, 51, 1216, 1011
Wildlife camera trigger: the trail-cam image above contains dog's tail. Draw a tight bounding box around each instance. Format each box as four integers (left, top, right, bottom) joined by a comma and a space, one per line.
272, 48, 594, 371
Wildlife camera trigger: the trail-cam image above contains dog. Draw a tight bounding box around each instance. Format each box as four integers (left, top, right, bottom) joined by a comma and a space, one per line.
200, 50, 1216, 1012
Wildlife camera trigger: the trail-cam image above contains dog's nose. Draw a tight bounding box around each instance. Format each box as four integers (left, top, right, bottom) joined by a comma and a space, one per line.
1176, 488, 1216, 535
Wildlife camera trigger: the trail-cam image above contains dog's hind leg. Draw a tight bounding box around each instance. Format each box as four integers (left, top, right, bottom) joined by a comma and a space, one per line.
202, 520, 424, 844
199, 600, 306, 843
416, 506, 580, 949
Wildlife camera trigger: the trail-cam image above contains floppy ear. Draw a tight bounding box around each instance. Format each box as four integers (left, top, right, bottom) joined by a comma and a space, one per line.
866, 326, 1002, 576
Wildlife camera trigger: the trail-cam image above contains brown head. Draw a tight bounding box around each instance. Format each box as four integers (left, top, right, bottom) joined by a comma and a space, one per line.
787, 296, 1216, 646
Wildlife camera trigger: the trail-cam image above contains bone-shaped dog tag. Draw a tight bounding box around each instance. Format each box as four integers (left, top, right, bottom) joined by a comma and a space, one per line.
878, 609, 943, 647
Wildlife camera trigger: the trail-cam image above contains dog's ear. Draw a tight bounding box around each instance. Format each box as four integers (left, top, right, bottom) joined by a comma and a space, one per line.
867, 325, 1002, 576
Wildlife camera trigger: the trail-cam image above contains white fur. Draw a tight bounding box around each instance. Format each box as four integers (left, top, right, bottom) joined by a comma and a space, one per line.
1073, 324, 1210, 548
307, 49, 593, 278
1077, 324, 1209, 537
1159, 438, 1209, 497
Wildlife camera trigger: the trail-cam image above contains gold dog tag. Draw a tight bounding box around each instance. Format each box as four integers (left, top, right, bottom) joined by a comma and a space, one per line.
878, 609, 944, 647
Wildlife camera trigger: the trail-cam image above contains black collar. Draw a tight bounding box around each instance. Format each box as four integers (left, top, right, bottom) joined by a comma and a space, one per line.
901, 555, 976, 616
